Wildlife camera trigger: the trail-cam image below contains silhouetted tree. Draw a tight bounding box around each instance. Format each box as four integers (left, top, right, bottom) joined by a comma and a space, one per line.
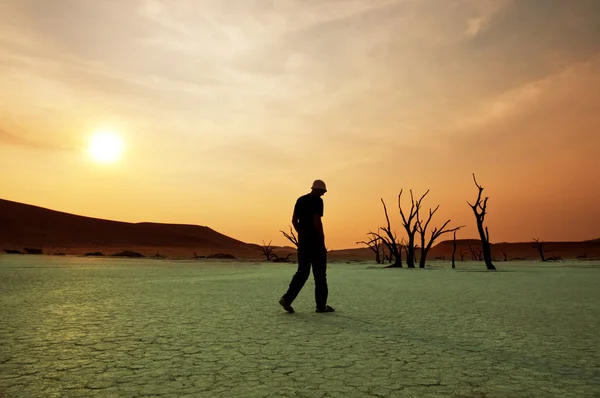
452, 231, 458, 268
401, 238, 418, 265
271, 253, 293, 262
401, 238, 408, 262
468, 245, 483, 261
357, 231, 383, 264
280, 226, 299, 248
417, 206, 463, 268
372, 199, 402, 267
533, 238, 546, 262
467, 174, 496, 270
500, 249, 508, 261
383, 247, 391, 264
260, 240, 275, 261
399, 189, 429, 268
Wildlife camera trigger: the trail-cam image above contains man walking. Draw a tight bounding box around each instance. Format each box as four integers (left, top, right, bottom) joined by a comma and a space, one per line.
279, 180, 335, 313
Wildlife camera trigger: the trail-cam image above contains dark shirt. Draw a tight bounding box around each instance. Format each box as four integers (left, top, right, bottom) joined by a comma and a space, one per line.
293, 193, 324, 241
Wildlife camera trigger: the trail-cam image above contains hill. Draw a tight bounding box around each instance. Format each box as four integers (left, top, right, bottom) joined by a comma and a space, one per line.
335, 238, 600, 262
0, 198, 259, 258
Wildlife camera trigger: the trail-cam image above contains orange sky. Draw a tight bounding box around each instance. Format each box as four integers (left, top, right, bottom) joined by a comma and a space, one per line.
1, 0, 599, 249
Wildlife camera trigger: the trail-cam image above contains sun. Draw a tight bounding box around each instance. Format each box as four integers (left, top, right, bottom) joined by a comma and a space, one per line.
88, 131, 124, 164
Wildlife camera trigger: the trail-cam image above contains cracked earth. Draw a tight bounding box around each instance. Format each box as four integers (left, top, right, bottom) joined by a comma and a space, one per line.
1, 256, 599, 397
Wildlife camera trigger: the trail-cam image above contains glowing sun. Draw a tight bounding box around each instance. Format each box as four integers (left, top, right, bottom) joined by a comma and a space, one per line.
88, 131, 124, 163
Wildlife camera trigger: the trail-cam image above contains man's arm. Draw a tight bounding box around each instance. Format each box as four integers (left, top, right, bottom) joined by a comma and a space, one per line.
291, 200, 301, 233
313, 214, 324, 241
292, 212, 300, 233
313, 197, 325, 241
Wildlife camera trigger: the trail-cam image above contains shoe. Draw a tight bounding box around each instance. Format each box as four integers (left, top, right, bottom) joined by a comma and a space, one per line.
279, 297, 295, 313
315, 305, 335, 313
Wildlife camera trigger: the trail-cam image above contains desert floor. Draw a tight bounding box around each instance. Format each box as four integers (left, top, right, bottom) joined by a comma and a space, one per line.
0, 256, 598, 397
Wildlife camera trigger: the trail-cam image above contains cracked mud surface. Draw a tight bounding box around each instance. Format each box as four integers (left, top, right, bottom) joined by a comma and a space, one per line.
1, 256, 599, 397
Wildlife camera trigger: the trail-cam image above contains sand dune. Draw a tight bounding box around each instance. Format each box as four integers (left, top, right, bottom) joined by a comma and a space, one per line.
0, 198, 259, 257
331, 239, 600, 262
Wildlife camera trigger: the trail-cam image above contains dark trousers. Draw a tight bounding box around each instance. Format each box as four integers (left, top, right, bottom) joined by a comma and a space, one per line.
283, 242, 328, 309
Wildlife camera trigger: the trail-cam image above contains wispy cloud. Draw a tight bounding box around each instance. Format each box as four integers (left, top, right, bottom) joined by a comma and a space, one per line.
0, 124, 66, 150
0, 127, 37, 147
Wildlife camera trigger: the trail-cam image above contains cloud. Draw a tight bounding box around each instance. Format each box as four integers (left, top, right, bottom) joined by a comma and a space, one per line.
454, 55, 600, 138
465, 18, 484, 37
0, 127, 35, 147
0, 125, 63, 150
1, 0, 600, 164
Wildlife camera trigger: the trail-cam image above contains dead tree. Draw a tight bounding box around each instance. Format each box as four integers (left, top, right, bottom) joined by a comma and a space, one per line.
467, 174, 496, 270
533, 238, 546, 262
372, 198, 402, 267
469, 246, 476, 260
452, 231, 458, 268
468, 245, 483, 261
402, 238, 419, 265
576, 252, 588, 260
401, 238, 410, 263
280, 226, 299, 249
500, 249, 508, 261
399, 189, 429, 268
260, 240, 275, 261
545, 254, 564, 262
357, 231, 383, 264
417, 206, 463, 268
381, 245, 391, 264
459, 250, 467, 261
271, 253, 293, 262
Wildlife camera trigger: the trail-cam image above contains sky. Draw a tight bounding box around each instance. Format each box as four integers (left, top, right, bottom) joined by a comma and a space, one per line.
1, 0, 599, 249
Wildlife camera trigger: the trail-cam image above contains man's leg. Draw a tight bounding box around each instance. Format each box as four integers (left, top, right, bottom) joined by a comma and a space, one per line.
282, 247, 311, 305
311, 246, 329, 310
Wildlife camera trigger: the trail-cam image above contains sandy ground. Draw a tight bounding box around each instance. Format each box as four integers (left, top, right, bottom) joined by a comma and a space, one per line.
0, 256, 598, 397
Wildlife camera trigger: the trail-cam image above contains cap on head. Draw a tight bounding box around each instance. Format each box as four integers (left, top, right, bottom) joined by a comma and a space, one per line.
311, 179, 327, 192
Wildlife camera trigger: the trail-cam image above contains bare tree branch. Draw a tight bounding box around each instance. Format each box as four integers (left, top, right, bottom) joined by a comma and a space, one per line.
416, 198, 463, 268
357, 230, 383, 263
377, 198, 402, 267
259, 240, 274, 261
398, 189, 428, 268
467, 173, 496, 270
418, 220, 464, 268
533, 238, 546, 262
452, 230, 458, 268
280, 226, 299, 248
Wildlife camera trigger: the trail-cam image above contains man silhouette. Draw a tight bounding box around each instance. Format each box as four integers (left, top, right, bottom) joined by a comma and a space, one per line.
279, 180, 335, 313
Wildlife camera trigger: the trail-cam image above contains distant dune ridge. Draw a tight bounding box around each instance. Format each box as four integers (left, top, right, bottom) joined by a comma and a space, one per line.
1, 198, 598, 260
0, 198, 259, 258
330, 239, 600, 262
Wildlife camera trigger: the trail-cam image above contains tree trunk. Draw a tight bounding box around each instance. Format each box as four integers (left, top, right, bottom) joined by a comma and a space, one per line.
533, 239, 546, 262
419, 248, 429, 268
419, 234, 426, 268
478, 225, 495, 270
406, 235, 415, 268
468, 174, 496, 271
452, 232, 457, 269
